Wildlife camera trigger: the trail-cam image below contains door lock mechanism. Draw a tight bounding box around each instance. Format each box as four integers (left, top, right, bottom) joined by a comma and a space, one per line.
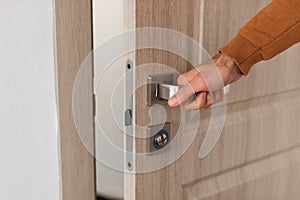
147, 122, 171, 155
153, 130, 169, 149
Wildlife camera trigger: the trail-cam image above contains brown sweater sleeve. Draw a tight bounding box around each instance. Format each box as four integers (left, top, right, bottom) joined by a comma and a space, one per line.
218, 0, 300, 75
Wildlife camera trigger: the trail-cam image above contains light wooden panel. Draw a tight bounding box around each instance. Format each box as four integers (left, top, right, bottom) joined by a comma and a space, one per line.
133, 1, 201, 199
54, 0, 96, 199
184, 147, 300, 200
134, 88, 300, 199
178, 89, 300, 186
128, 0, 300, 199
202, 0, 300, 103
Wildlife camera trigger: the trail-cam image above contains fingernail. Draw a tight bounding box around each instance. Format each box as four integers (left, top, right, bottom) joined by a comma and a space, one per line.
168, 97, 178, 106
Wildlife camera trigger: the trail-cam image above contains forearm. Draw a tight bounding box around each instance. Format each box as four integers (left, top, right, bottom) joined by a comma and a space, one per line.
219, 0, 300, 75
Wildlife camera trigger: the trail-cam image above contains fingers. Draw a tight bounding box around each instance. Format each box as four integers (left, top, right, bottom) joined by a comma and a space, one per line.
168, 74, 208, 107
212, 89, 224, 104
184, 92, 207, 110
177, 64, 215, 85
184, 89, 225, 110
169, 58, 227, 109
177, 68, 199, 85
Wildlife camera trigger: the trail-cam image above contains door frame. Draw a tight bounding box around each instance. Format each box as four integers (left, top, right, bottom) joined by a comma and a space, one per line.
53, 0, 96, 199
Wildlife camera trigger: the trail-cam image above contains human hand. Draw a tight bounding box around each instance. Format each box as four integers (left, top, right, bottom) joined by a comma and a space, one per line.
168, 53, 243, 110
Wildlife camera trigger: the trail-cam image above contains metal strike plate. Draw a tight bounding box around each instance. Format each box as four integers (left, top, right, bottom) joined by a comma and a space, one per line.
147, 122, 172, 155
125, 60, 133, 171
147, 73, 180, 106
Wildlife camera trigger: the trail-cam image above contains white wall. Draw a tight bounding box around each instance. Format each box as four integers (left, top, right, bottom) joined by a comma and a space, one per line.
0, 1, 60, 200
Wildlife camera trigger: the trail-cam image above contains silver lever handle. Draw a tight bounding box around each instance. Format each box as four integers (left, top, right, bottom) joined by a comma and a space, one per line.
147, 73, 179, 106
157, 84, 182, 100
147, 73, 230, 106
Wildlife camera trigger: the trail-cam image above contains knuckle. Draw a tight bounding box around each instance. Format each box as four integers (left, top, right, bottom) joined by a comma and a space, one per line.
177, 75, 187, 85
197, 94, 206, 108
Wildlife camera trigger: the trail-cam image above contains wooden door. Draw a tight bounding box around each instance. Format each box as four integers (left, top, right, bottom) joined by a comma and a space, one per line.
54, 0, 96, 199
125, 0, 300, 199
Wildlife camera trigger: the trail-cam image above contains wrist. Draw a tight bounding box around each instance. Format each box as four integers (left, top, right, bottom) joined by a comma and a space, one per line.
214, 53, 243, 84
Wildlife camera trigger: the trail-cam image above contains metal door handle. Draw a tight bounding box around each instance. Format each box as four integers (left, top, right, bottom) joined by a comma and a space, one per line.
147, 73, 230, 106
147, 73, 179, 106
157, 83, 182, 100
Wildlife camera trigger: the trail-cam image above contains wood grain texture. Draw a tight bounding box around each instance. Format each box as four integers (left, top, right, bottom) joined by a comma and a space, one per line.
178, 89, 300, 186
133, 1, 201, 199
53, 0, 96, 199
184, 146, 300, 200
129, 0, 300, 199
202, 0, 300, 103
134, 88, 300, 200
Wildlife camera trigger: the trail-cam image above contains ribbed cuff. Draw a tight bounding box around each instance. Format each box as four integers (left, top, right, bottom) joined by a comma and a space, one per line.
218, 35, 264, 75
